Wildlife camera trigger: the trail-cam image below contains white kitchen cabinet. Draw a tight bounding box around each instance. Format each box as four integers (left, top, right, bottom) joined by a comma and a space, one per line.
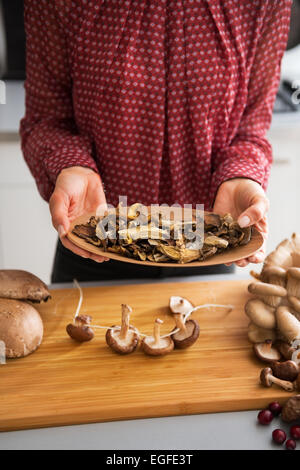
0, 139, 57, 283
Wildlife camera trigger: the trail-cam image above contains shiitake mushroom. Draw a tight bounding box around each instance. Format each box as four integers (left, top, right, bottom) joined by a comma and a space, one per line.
141, 319, 174, 356
66, 315, 95, 342
106, 304, 139, 354
171, 313, 200, 349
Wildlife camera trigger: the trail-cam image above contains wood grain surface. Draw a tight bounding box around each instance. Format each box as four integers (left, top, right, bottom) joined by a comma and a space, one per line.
0, 280, 291, 432
67, 211, 264, 267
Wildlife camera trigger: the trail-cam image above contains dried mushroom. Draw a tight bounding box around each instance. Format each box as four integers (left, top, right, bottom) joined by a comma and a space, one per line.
105, 304, 139, 354
71, 204, 252, 264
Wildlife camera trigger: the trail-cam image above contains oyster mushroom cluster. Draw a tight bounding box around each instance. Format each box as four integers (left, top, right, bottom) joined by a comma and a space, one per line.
66, 296, 200, 357
245, 233, 300, 392
72, 203, 252, 264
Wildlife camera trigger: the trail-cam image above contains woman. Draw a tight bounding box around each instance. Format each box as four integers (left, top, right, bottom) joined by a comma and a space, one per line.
20, 0, 291, 282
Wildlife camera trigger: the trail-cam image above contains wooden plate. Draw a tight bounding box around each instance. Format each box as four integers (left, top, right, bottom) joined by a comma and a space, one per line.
67, 210, 264, 267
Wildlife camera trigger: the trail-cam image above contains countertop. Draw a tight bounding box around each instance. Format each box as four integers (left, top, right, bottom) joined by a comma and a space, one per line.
0, 273, 295, 450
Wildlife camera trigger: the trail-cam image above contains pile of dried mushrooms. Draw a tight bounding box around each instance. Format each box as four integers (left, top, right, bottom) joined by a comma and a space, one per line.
72, 203, 251, 264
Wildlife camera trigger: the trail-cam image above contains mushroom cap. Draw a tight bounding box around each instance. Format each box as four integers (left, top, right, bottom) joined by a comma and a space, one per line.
274, 340, 296, 360
245, 299, 276, 329
0, 270, 50, 302
288, 267, 300, 280
260, 367, 273, 387
288, 296, 300, 313
276, 306, 300, 343
66, 314, 94, 342
264, 266, 287, 277
66, 323, 94, 342
271, 360, 299, 382
253, 340, 281, 363
171, 319, 200, 349
247, 322, 276, 343
281, 395, 300, 422
294, 374, 300, 392
260, 266, 286, 288
76, 314, 92, 325
248, 281, 287, 298
0, 298, 43, 358
105, 326, 139, 354
286, 268, 300, 298
169, 296, 194, 316
264, 243, 293, 269
291, 252, 300, 268
291, 233, 300, 252
141, 335, 174, 356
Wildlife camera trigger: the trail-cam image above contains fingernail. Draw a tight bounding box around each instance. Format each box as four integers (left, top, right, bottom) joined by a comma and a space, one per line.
58, 225, 66, 237
238, 216, 251, 228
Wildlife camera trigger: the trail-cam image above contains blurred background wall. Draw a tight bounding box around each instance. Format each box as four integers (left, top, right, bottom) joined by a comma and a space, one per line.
0, 0, 300, 283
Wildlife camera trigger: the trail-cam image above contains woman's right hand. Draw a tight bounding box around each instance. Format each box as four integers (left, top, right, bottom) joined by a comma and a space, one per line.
49, 166, 109, 262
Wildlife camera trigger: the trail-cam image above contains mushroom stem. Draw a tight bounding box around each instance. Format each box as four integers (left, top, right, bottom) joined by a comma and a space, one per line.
73, 278, 83, 323
270, 375, 294, 391
154, 319, 163, 346
260, 367, 294, 391
120, 304, 131, 340
174, 313, 187, 335
265, 339, 272, 352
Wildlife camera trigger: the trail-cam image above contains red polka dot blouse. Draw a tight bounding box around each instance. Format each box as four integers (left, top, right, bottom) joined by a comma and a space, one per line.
20, 0, 291, 210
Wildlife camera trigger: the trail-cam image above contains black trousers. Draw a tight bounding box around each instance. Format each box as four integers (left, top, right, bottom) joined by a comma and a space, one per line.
51, 239, 235, 283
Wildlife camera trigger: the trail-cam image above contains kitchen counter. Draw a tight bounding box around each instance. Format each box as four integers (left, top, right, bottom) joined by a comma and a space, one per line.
0, 273, 293, 450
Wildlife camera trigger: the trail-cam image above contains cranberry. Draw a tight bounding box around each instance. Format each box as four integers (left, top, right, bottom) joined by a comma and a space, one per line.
286, 439, 296, 450
257, 409, 273, 425
290, 425, 300, 440
272, 429, 286, 444
268, 401, 282, 416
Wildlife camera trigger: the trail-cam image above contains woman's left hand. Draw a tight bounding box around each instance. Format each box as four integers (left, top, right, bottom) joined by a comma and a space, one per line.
213, 178, 269, 267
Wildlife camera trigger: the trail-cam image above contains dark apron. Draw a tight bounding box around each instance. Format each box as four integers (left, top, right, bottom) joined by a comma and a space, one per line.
51, 239, 234, 283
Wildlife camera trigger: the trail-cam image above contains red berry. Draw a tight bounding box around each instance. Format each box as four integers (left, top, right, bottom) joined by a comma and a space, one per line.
272, 429, 286, 444
286, 439, 296, 450
257, 409, 273, 425
290, 425, 300, 440
268, 401, 282, 416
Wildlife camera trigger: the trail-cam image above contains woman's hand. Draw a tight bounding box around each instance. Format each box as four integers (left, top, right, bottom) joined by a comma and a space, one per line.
213, 178, 269, 267
49, 166, 109, 262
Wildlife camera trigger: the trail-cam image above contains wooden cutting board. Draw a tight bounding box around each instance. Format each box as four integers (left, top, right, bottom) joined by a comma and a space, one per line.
0, 280, 291, 432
